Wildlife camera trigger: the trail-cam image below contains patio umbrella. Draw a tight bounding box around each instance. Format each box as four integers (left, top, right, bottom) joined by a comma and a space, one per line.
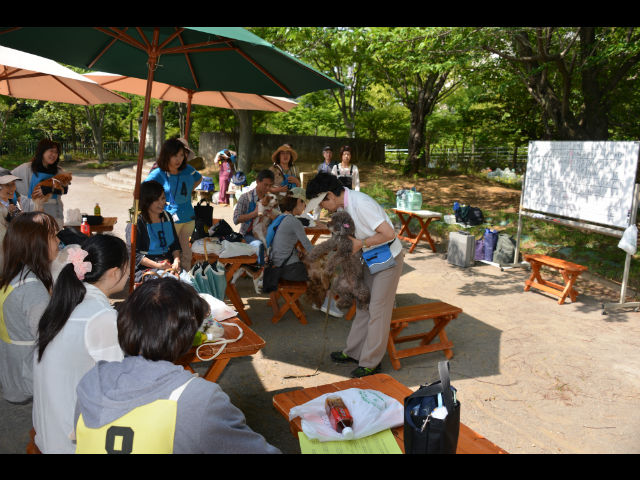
0, 45, 128, 105
0, 26, 342, 290
83, 71, 298, 139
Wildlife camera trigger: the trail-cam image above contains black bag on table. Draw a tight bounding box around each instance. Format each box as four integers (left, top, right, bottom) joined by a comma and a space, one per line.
191, 200, 214, 242
404, 360, 461, 454
210, 219, 234, 238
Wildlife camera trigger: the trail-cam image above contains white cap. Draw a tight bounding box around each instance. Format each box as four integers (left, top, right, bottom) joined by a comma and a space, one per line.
341, 427, 354, 439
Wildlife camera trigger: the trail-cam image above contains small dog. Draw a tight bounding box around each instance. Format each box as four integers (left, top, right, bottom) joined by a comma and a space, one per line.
304, 211, 370, 311
252, 192, 280, 247
36, 172, 73, 195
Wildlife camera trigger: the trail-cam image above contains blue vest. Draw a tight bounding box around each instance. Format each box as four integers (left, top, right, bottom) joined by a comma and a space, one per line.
145, 215, 176, 256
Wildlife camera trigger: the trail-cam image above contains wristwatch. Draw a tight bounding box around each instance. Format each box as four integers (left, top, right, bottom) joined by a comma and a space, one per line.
362, 238, 368, 249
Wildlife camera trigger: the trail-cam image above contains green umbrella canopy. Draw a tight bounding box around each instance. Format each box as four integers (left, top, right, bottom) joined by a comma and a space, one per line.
0, 27, 343, 97
0, 26, 342, 293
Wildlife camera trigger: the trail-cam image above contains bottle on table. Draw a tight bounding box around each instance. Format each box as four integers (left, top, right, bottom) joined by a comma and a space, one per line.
94, 203, 101, 216
325, 395, 354, 438
80, 216, 90, 236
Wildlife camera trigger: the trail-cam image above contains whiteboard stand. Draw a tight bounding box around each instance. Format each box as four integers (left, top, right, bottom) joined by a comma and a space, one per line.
498, 171, 530, 271
602, 183, 640, 315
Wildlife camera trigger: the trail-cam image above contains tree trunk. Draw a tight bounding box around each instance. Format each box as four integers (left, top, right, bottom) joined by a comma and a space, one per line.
83, 106, 105, 163
235, 109, 253, 173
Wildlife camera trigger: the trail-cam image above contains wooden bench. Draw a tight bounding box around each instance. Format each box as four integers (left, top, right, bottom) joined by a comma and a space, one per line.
523, 254, 588, 305
272, 374, 508, 454
388, 302, 462, 370
272, 280, 308, 324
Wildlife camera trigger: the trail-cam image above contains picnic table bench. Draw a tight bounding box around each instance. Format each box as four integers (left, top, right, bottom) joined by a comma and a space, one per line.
175, 317, 265, 383
391, 208, 442, 253
388, 302, 462, 370
272, 373, 507, 454
523, 254, 588, 305
192, 251, 258, 325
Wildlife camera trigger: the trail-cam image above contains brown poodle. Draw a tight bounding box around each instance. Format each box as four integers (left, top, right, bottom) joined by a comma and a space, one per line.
304, 211, 370, 311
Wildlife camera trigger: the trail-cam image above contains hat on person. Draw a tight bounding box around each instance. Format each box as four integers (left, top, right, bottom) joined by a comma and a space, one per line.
0, 169, 21, 185
322, 145, 332, 152
289, 187, 307, 201
196, 176, 215, 192
303, 191, 329, 215
271, 144, 298, 164
177, 137, 195, 161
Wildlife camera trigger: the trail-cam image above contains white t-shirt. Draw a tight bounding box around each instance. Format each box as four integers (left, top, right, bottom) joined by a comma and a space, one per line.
342, 188, 402, 258
32, 283, 124, 453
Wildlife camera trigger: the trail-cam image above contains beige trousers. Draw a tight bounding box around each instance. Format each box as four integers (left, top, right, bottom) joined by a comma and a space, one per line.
343, 250, 405, 369
174, 220, 195, 270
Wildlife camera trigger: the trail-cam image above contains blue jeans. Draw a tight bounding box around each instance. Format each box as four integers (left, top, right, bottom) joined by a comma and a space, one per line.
243, 233, 264, 265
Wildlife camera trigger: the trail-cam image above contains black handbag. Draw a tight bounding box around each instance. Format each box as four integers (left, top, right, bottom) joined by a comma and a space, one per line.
404, 360, 461, 454
192, 200, 214, 242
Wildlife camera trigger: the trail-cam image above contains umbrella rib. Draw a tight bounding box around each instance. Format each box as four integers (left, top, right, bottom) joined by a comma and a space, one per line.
174, 28, 199, 90
88, 27, 134, 69
260, 95, 288, 112
218, 91, 235, 110
234, 48, 292, 96
51, 75, 91, 104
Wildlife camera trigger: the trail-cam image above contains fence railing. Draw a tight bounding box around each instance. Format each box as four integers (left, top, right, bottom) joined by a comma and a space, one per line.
0, 140, 139, 158
385, 145, 529, 172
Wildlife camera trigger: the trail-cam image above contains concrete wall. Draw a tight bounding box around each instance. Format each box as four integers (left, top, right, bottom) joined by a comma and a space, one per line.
198, 132, 384, 171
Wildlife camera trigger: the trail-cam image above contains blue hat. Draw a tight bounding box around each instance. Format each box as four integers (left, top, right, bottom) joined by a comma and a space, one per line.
196, 176, 215, 192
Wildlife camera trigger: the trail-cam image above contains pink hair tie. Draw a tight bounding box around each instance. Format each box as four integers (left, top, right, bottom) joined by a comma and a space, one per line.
66, 245, 92, 281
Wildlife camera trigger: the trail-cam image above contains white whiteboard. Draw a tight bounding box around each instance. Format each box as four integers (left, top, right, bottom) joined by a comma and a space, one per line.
522, 141, 640, 229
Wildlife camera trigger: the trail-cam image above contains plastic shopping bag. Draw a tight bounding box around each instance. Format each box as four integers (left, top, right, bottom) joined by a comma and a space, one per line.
288, 388, 404, 442
618, 225, 638, 255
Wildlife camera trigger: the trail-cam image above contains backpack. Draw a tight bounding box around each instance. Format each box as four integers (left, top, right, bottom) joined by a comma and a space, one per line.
492, 233, 519, 265
266, 214, 287, 249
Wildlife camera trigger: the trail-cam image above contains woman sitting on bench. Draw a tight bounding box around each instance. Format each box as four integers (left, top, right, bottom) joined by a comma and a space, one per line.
263, 190, 313, 316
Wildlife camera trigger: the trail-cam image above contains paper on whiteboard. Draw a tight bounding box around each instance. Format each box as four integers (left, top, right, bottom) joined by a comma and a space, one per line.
522, 141, 640, 229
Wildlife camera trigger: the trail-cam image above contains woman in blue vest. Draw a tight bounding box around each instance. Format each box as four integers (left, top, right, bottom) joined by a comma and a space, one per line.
145, 138, 202, 270
11, 139, 69, 226
263, 189, 313, 316
126, 181, 182, 284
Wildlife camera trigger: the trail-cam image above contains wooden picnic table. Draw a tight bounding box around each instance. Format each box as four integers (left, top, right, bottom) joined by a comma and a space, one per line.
391, 208, 442, 253
272, 373, 508, 454
305, 224, 330, 244
192, 251, 259, 325
67, 216, 117, 235
175, 317, 265, 383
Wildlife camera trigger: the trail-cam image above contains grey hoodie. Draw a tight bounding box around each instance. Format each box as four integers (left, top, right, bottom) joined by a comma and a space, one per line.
74, 355, 281, 454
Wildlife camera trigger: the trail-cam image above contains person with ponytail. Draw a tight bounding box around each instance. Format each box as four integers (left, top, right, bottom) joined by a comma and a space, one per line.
32, 234, 129, 453
0, 211, 59, 404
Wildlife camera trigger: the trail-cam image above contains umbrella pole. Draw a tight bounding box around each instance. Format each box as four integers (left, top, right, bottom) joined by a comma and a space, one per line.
128, 50, 160, 293
184, 91, 193, 142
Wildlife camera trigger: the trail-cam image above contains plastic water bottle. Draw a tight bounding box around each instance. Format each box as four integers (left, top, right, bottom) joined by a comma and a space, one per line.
80, 216, 90, 236
325, 395, 354, 438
